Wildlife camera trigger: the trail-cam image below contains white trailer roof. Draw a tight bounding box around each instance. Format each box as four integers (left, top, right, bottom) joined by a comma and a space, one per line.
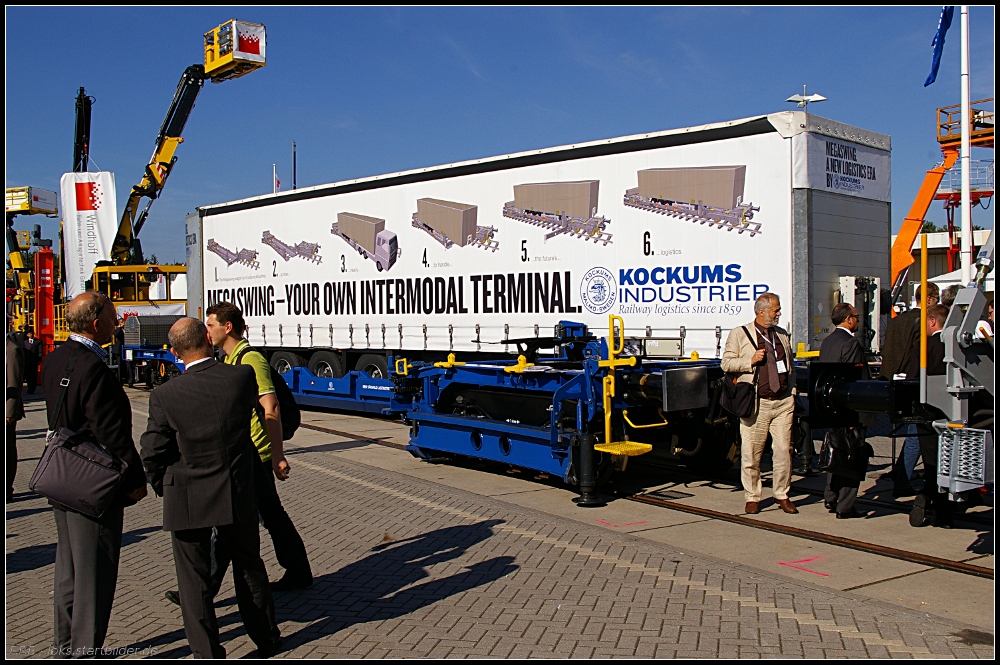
199, 111, 889, 215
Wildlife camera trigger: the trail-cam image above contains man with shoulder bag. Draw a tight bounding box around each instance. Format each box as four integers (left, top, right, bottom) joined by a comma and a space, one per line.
817, 303, 875, 519
39, 292, 148, 657
721, 293, 798, 515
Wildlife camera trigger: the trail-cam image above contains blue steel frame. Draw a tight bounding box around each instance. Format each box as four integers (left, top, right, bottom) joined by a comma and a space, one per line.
401, 339, 721, 481
124, 345, 186, 372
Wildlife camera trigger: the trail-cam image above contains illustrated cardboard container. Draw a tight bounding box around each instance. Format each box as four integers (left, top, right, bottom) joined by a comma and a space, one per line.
416, 198, 478, 246
513, 180, 600, 219
337, 212, 385, 254
637, 166, 746, 209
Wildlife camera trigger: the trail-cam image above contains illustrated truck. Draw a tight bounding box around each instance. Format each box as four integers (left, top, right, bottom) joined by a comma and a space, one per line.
188, 109, 892, 404
332, 212, 399, 272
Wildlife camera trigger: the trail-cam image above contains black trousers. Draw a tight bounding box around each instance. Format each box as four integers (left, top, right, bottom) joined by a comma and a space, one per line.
918, 432, 952, 520
824, 473, 860, 514
171, 519, 279, 658
7, 420, 17, 499
52, 506, 124, 658
24, 359, 38, 393
209, 457, 311, 594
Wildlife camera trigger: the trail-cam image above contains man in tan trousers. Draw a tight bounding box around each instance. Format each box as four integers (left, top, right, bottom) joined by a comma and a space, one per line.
722, 292, 798, 515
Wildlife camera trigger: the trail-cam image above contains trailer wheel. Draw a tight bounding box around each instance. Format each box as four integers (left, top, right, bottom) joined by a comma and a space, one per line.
271, 351, 306, 375
308, 351, 343, 378
355, 354, 388, 379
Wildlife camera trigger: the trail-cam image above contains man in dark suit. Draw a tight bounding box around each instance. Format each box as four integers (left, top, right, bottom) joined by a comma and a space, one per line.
880, 283, 940, 496
904, 304, 952, 529
879, 282, 939, 380
140, 318, 281, 658
21, 328, 41, 393
6, 328, 25, 501
41, 292, 148, 657
818, 303, 873, 519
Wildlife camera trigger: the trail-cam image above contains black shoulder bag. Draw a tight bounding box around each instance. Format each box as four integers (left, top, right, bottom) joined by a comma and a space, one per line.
719, 326, 759, 418
235, 345, 301, 441
29, 358, 128, 517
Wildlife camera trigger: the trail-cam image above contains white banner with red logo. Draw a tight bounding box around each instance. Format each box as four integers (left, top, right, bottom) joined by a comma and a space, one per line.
234, 21, 266, 63
60, 171, 118, 298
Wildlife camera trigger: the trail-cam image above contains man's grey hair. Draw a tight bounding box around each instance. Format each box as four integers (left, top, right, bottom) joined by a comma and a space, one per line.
65, 291, 109, 333
753, 292, 779, 315
168, 318, 212, 357
940, 284, 961, 308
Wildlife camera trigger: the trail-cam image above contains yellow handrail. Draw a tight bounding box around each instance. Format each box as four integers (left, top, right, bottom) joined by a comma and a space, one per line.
622, 408, 669, 429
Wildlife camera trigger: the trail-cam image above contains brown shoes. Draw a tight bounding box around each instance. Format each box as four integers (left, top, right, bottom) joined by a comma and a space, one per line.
744, 501, 760, 514
778, 498, 799, 514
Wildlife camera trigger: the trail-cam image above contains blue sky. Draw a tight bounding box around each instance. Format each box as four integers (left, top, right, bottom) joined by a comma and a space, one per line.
6, 6, 995, 263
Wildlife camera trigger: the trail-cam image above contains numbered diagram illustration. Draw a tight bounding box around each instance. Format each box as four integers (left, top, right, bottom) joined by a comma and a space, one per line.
261, 231, 322, 264
502, 180, 612, 245
412, 198, 498, 252
331, 212, 399, 272
206, 239, 260, 269
623, 166, 761, 236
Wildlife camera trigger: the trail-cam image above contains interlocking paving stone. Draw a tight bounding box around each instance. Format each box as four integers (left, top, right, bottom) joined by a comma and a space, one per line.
5, 395, 995, 658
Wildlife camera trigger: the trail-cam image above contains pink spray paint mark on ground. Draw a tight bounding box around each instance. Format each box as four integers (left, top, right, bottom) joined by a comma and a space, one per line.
778, 555, 829, 577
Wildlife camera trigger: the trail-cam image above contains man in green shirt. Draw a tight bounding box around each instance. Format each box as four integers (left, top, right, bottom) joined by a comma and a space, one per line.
163, 302, 312, 607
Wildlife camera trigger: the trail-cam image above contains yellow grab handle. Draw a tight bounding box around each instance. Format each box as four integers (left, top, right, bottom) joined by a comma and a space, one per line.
394, 358, 410, 375
623, 408, 669, 429
608, 314, 625, 356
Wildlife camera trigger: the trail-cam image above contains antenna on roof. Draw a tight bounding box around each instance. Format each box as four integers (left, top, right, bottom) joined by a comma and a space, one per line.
786, 85, 827, 111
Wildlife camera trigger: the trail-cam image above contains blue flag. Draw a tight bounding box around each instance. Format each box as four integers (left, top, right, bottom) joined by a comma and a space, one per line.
924, 6, 955, 87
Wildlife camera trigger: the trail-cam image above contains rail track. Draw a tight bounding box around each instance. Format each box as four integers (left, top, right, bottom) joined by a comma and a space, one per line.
299, 421, 994, 581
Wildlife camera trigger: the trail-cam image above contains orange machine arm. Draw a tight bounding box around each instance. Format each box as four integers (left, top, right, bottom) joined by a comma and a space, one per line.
890, 148, 959, 288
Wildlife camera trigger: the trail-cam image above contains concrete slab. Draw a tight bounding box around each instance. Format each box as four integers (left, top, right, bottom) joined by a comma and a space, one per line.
630, 476, 992, 565
633, 517, 929, 589
850, 567, 995, 630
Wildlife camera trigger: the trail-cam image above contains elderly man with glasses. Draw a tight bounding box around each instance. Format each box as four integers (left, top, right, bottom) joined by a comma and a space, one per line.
817, 303, 875, 518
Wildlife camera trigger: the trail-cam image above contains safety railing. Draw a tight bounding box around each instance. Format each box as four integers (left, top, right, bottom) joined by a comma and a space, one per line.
937, 98, 994, 147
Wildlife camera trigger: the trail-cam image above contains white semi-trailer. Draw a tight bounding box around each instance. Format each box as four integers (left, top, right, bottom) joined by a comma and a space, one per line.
187, 111, 891, 379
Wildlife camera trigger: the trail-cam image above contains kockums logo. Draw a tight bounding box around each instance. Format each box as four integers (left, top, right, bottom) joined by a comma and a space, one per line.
580, 267, 616, 314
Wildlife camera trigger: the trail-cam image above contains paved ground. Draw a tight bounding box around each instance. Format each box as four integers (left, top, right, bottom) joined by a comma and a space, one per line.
5, 388, 995, 659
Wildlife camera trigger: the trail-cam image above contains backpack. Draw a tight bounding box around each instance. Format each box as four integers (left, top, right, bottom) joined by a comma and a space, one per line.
235, 345, 301, 441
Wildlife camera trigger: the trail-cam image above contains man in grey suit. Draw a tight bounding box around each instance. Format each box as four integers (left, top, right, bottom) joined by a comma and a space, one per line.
42, 292, 148, 657
140, 318, 281, 658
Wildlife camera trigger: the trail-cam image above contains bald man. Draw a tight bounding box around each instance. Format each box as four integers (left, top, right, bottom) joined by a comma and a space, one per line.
141, 318, 280, 658
42, 291, 148, 657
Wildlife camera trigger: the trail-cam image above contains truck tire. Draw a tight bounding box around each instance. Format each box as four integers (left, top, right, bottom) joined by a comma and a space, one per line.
270, 351, 306, 375
376, 260, 384, 272
355, 353, 388, 379
308, 351, 343, 378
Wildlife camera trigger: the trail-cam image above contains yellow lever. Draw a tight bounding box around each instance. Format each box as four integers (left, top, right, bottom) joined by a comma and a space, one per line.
433, 353, 466, 369
394, 357, 411, 376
